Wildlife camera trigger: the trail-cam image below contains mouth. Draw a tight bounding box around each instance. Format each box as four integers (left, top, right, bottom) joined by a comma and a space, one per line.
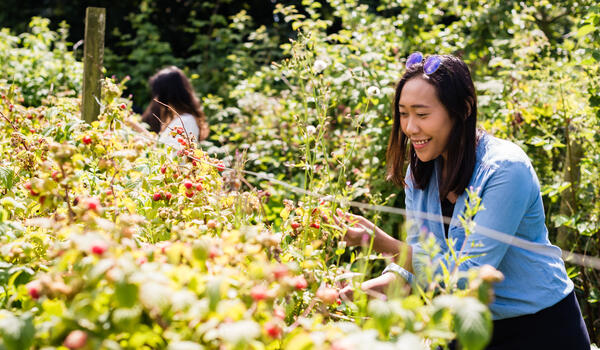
411, 138, 431, 149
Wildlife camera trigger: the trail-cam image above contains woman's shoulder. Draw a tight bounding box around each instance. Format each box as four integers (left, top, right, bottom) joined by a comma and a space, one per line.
163, 113, 199, 134
477, 132, 532, 171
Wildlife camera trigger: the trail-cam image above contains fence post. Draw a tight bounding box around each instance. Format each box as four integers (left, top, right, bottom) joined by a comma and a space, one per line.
81, 7, 106, 124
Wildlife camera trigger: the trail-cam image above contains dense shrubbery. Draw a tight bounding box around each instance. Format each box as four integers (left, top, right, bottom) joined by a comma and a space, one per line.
201, 0, 600, 341
1, 0, 599, 347
0, 19, 501, 350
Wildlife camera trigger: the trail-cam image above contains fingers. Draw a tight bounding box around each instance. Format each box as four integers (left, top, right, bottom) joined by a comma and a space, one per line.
335, 208, 363, 227
339, 285, 354, 302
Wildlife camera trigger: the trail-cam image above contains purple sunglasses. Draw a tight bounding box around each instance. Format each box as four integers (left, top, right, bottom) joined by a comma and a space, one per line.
405, 51, 442, 75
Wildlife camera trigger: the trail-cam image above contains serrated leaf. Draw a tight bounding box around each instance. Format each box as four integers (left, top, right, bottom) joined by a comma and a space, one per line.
454, 298, 492, 350
0, 167, 17, 190
0, 311, 34, 350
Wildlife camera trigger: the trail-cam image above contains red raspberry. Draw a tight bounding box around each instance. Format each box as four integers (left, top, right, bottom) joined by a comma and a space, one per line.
316, 287, 339, 305
26, 280, 42, 299
293, 276, 308, 290
310, 222, 320, 229
272, 264, 289, 280
91, 241, 107, 255
291, 222, 301, 230
264, 322, 281, 338
120, 103, 126, 110
82, 135, 92, 145
152, 193, 162, 201
250, 285, 269, 301
183, 180, 193, 189
209, 246, 219, 259
63, 330, 87, 349
86, 198, 101, 212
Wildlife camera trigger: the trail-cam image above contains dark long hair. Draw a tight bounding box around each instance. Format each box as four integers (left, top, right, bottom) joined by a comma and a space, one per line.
141, 66, 209, 140
386, 55, 479, 199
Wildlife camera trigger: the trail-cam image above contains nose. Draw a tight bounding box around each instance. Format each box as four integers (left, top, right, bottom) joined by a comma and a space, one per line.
403, 115, 419, 136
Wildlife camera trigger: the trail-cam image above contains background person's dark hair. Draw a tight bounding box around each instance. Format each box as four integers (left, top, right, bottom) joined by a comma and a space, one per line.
386, 55, 479, 200
141, 66, 209, 140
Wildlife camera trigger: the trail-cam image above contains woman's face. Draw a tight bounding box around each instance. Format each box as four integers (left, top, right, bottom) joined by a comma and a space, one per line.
399, 78, 455, 162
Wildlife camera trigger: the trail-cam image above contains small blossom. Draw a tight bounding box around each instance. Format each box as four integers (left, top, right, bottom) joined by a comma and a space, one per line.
366, 86, 381, 97
306, 125, 316, 135
313, 59, 328, 73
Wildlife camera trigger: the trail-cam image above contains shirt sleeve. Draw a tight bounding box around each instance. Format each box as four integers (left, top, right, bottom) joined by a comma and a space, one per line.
410, 161, 535, 283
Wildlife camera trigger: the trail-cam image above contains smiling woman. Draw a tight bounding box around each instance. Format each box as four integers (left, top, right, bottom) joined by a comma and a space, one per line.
333, 54, 591, 349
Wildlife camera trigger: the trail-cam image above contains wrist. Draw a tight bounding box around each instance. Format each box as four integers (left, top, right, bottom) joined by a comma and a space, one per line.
382, 263, 415, 285
373, 229, 400, 255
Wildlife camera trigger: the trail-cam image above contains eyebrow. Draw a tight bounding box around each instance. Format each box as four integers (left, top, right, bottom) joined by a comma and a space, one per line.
398, 104, 431, 108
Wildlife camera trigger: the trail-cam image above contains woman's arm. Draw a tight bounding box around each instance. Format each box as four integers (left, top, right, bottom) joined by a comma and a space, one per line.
125, 118, 154, 136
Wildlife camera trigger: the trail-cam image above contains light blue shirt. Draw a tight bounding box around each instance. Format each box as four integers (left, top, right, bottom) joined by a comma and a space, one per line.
404, 132, 573, 320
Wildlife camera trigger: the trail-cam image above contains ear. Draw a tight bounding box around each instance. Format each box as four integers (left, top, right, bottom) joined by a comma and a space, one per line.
464, 98, 473, 120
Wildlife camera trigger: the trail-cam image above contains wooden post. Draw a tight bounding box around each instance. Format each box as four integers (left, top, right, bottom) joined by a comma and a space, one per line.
81, 7, 106, 124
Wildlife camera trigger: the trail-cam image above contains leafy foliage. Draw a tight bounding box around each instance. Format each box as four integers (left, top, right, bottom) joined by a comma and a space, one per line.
1, 0, 600, 346
0, 18, 499, 350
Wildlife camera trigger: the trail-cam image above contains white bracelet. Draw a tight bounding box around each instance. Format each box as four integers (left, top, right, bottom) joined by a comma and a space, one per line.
382, 263, 415, 285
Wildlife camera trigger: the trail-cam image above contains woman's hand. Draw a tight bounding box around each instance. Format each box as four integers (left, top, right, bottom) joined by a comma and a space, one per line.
332, 208, 409, 260
339, 273, 399, 301
332, 208, 375, 247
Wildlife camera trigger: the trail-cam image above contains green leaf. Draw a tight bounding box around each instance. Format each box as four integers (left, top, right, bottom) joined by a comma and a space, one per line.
112, 306, 142, 331
0, 167, 17, 191
0, 311, 34, 350
115, 282, 139, 308
284, 330, 313, 350
292, 21, 303, 31
368, 299, 392, 333
576, 24, 596, 38
454, 298, 492, 350
207, 277, 223, 312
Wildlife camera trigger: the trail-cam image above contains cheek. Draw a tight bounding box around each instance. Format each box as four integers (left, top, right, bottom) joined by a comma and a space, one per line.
399, 119, 407, 133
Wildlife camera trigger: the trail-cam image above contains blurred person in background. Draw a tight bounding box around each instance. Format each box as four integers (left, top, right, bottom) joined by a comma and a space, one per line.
128, 66, 209, 148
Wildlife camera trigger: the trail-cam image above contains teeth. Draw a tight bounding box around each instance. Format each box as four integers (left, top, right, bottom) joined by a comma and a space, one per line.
412, 139, 430, 145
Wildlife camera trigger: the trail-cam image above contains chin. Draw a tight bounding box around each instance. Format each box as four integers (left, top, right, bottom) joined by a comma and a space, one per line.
414, 151, 437, 163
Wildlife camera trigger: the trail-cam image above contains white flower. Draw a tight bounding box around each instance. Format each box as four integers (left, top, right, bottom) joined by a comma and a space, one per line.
395, 333, 428, 350
366, 86, 381, 97
306, 125, 317, 135
167, 341, 204, 350
313, 59, 328, 73
218, 320, 260, 344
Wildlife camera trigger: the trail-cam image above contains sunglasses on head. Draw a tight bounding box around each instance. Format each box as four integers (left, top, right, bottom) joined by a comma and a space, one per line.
406, 51, 442, 75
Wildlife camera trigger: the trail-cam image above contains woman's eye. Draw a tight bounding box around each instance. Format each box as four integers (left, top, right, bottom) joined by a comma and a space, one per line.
417, 113, 428, 118
399, 112, 408, 117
